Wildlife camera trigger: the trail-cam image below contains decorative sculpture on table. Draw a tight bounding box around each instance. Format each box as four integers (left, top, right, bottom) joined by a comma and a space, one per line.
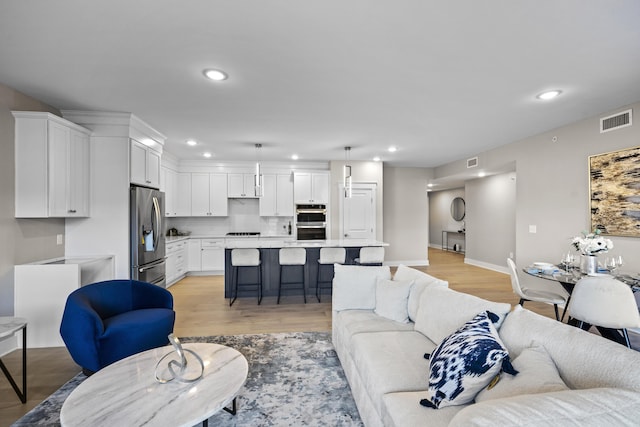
154, 334, 204, 384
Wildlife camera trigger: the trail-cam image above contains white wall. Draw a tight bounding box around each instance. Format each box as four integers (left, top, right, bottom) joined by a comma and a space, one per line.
383, 166, 432, 265
434, 101, 640, 272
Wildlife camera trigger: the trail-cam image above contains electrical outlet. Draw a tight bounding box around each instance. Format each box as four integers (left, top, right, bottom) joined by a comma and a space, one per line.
56, 234, 63, 245
528, 225, 537, 234
509, 252, 514, 259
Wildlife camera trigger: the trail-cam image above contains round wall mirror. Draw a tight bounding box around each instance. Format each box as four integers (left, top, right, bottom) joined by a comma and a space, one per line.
450, 197, 465, 221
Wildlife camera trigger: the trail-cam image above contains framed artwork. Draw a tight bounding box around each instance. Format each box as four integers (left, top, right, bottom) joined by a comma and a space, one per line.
589, 146, 640, 237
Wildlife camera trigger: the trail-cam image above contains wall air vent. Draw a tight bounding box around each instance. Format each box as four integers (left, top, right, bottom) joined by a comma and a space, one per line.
600, 109, 632, 133
467, 157, 478, 168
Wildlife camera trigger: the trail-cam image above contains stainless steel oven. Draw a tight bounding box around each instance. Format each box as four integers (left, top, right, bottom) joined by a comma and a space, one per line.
296, 204, 327, 240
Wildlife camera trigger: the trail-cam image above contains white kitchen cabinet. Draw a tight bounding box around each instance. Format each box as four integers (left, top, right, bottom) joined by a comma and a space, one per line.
161, 167, 177, 216
13, 111, 91, 218
187, 239, 202, 271
130, 139, 161, 189
201, 239, 225, 271
228, 173, 258, 198
260, 173, 294, 216
294, 172, 329, 204
175, 173, 192, 216
166, 239, 187, 286
191, 173, 228, 216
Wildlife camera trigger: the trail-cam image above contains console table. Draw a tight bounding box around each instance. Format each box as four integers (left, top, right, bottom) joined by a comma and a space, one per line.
0, 317, 27, 403
442, 230, 465, 254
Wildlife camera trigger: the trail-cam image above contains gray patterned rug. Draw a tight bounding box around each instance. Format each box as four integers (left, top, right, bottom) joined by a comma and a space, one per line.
12, 332, 363, 427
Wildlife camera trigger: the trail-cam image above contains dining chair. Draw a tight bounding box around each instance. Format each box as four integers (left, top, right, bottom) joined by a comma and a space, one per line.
568, 276, 640, 348
507, 258, 569, 321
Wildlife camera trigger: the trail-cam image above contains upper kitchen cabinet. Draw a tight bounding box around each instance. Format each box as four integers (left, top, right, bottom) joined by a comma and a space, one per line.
228, 173, 258, 198
294, 172, 329, 204
130, 139, 161, 189
260, 173, 294, 217
13, 111, 91, 218
191, 173, 228, 216
162, 168, 192, 216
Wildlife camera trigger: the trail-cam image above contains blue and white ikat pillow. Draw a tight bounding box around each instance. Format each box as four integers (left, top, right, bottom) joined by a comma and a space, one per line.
420, 311, 517, 409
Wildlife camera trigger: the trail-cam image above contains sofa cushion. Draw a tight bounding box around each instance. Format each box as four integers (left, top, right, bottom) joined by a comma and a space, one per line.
414, 286, 511, 344
499, 305, 640, 391
332, 264, 391, 311
374, 278, 413, 323
449, 387, 640, 427
422, 311, 516, 409
350, 330, 437, 416
393, 265, 448, 322
475, 344, 568, 403
382, 391, 465, 427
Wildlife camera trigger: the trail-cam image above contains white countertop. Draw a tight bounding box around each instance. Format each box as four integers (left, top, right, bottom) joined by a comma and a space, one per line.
224, 239, 389, 249
19, 255, 115, 266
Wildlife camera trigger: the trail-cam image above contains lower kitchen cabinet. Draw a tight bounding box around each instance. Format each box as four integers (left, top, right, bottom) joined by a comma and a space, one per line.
166, 239, 188, 286
186, 238, 225, 273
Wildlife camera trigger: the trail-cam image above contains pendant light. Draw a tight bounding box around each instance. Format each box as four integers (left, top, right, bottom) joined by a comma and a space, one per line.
343, 146, 352, 198
254, 143, 263, 197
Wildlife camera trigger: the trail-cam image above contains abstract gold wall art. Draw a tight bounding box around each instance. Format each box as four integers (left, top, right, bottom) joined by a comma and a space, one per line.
589, 146, 640, 237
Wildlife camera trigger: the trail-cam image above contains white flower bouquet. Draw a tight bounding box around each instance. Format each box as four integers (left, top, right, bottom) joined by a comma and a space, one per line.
571, 229, 613, 255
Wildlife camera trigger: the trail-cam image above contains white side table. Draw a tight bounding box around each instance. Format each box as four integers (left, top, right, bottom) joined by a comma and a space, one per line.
0, 317, 27, 403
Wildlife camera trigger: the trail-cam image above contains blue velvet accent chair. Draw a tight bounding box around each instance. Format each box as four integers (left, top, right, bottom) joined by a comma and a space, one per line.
60, 279, 175, 374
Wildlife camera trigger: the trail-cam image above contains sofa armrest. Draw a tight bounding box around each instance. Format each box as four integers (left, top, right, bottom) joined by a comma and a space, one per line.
59, 293, 105, 370
448, 388, 640, 427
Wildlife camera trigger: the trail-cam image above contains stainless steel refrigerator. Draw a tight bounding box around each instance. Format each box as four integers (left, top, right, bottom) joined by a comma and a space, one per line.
130, 186, 166, 287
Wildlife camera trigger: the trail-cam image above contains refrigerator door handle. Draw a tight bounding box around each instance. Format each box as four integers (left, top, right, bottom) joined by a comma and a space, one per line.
138, 258, 166, 273
152, 195, 161, 252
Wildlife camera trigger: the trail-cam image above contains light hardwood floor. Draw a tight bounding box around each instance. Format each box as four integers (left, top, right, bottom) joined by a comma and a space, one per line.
0, 248, 556, 425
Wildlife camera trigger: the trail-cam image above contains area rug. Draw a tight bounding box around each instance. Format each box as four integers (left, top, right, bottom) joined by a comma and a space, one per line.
12, 332, 363, 427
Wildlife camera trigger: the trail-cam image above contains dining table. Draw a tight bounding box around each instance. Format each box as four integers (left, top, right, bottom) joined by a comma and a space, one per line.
524, 263, 640, 346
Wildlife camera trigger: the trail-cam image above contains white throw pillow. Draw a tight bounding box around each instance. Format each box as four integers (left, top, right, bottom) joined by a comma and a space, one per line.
414, 286, 511, 344
475, 344, 568, 403
374, 278, 414, 323
332, 264, 391, 311
393, 265, 448, 322
420, 311, 517, 409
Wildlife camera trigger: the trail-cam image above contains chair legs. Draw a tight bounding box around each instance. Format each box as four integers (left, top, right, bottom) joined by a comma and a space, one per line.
278, 264, 306, 304
229, 265, 262, 306
520, 298, 561, 321
622, 329, 632, 349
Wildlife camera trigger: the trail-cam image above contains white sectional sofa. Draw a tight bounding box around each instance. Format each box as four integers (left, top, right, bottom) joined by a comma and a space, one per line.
332, 264, 640, 427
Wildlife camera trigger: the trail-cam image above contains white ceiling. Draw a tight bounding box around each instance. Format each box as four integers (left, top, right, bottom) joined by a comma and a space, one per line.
1, 1, 640, 167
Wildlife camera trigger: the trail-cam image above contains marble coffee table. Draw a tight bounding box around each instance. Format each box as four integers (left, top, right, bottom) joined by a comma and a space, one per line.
0, 317, 27, 403
60, 343, 248, 427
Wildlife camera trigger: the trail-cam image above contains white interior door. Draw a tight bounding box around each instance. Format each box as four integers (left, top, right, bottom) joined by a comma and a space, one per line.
340, 184, 376, 240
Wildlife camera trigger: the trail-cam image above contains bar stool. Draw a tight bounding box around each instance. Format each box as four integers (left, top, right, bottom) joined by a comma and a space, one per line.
354, 247, 385, 266
316, 247, 346, 302
230, 248, 262, 306
278, 248, 307, 304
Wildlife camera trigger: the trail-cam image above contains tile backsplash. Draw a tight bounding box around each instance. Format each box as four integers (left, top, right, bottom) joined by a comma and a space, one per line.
166, 199, 293, 236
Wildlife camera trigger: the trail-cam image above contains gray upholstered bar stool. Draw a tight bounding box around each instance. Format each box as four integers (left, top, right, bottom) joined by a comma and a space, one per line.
230, 248, 262, 306
278, 247, 307, 304
316, 247, 346, 302
354, 246, 385, 266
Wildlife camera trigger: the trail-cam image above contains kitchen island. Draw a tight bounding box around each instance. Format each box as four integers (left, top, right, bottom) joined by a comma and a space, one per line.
223, 240, 388, 300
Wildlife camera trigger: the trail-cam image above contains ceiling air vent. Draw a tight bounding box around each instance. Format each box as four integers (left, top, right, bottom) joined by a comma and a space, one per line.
467, 157, 478, 168
600, 109, 632, 133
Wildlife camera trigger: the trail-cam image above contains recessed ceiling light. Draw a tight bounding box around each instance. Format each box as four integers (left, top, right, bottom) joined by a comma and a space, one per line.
388, 146, 397, 153
536, 90, 562, 100
427, 183, 433, 187
186, 139, 197, 146
203, 152, 212, 158
203, 69, 228, 81
478, 171, 486, 177
291, 154, 299, 160
373, 156, 381, 162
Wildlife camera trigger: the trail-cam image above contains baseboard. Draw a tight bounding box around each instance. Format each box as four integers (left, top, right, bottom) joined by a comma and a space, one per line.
464, 258, 509, 275
186, 271, 224, 277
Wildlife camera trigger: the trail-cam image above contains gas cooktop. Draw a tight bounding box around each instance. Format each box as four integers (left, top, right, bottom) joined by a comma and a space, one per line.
226, 232, 261, 236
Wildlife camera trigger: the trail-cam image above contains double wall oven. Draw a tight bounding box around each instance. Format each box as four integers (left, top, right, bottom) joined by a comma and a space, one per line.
295, 204, 327, 240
